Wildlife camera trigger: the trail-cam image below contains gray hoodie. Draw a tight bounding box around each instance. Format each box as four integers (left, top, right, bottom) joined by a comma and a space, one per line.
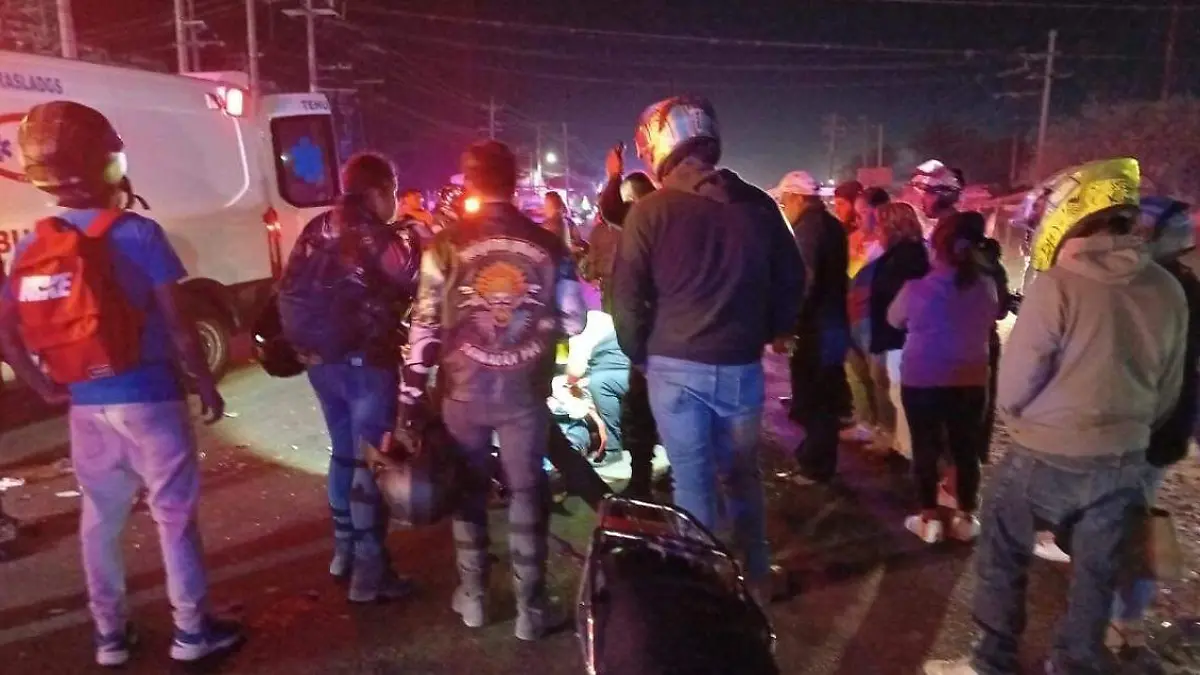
997, 234, 1188, 458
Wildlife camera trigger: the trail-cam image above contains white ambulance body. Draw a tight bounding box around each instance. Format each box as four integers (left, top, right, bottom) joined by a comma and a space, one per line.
0, 51, 340, 376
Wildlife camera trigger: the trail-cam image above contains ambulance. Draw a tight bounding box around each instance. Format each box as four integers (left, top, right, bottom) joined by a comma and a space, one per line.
0, 50, 340, 378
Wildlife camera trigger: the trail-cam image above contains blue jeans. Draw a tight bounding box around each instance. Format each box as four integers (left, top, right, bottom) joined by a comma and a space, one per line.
972, 447, 1147, 675
1112, 466, 1166, 623
307, 363, 397, 565
646, 356, 769, 579
587, 368, 630, 453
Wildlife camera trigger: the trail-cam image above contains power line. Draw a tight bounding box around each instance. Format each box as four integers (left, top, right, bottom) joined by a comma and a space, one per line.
849, 0, 1192, 10
352, 4, 998, 57
350, 4, 1180, 64
336, 23, 597, 146
390, 32, 988, 72
80, 0, 235, 40
398, 55, 976, 90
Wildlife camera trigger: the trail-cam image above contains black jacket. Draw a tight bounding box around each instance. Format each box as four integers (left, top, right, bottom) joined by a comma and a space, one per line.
612, 168, 803, 366
1148, 259, 1200, 467
280, 196, 419, 367
793, 202, 848, 337
598, 174, 632, 228
867, 239, 930, 353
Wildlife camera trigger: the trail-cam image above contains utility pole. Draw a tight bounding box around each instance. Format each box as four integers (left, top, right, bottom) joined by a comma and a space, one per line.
319, 63, 381, 160
859, 115, 869, 169
1033, 29, 1057, 183
174, 0, 188, 73
562, 121, 570, 198
488, 96, 497, 139
821, 113, 845, 182
186, 0, 200, 69
55, 0, 75, 58
1162, 1, 1181, 101
284, 0, 338, 93
246, 0, 260, 98
1009, 131, 1020, 185
173, 0, 220, 73
876, 123, 884, 167
535, 123, 543, 185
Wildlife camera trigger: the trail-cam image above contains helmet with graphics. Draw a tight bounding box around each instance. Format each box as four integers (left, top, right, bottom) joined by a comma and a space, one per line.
910, 159, 963, 195
1140, 196, 1194, 261
434, 183, 466, 228
908, 159, 964, 219
18, 101, 130, 206
633, 96, 721, 180
1023, 157, 1141, 273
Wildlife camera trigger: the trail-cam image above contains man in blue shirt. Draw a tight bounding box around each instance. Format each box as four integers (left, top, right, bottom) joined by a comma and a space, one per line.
0, 101, 239, 667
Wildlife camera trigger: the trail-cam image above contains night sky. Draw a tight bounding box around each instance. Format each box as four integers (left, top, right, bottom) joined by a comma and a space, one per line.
70, 0, 1199, 190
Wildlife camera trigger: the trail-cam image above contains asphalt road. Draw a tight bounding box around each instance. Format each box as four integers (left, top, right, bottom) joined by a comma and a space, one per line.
0, 354, 1191, 675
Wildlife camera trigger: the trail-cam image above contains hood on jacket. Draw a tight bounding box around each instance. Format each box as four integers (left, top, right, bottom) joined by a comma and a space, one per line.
1057, 234, 1150, 284
662, 159, 763, 206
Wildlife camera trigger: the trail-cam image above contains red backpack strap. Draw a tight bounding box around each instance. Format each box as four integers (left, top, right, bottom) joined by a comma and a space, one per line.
33, 216, 70, 237
83, 209, 125, 238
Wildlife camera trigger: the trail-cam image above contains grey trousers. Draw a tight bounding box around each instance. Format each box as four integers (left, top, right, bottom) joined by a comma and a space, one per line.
442, 399, 550, 606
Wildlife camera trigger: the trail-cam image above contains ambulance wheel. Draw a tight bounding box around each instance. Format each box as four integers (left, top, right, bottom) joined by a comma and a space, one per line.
193, 311, 231, 380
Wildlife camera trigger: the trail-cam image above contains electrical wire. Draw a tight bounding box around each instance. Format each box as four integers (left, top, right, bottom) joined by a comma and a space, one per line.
351, 4, 1186, 64
391, 32, 993, 72
848, 0, 1190, 11
392, 51, 983, 91
80, 0, 238, 41
351, 4, 1001, 57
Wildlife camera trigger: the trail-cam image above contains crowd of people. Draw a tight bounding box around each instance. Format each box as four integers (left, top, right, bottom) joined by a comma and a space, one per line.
1, 94, 1198, 675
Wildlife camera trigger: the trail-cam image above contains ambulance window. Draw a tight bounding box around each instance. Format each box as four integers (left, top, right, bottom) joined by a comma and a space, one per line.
271, 115, 338, 208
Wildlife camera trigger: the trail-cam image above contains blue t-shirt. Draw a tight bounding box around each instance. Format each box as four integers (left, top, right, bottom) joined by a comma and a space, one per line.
6, 210, 188, 405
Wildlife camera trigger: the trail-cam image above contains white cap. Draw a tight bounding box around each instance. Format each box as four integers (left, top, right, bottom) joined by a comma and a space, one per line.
768, 170, 818, 199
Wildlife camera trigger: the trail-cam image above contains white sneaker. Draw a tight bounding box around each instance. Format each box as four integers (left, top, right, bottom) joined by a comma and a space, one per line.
1033, 535, 1071, 563
949, 514, 981, 542
924, 658, 979, 675
905, 515, 944, 544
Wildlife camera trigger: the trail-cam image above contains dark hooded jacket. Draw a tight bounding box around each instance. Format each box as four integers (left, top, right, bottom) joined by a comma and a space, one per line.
792, 200, 849, 339
1149, 259, 1200, 467
612, 166, 803, 366
867, 239, 930, 353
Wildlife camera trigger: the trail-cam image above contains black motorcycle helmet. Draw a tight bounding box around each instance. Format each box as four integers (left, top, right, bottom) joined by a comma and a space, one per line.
252, 294, 305, 378
365, 416, 463, 528
18, 101, 137, 208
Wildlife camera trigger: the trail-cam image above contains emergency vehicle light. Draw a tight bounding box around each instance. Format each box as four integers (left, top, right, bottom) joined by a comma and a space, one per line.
222, 87, 245, 117
206, 86, 247, 117
464, 196, 481, 214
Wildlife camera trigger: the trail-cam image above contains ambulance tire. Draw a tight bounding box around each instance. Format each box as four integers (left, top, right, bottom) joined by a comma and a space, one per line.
192, 309, 232, 381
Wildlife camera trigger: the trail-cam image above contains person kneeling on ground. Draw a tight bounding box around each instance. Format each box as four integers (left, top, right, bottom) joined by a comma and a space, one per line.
565, 309, 631, 466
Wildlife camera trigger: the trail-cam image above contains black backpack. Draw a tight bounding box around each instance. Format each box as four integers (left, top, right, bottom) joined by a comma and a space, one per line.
278, 210, 393, 364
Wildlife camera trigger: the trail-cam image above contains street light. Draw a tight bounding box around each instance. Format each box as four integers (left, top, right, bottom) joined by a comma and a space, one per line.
545, 151, 558, 165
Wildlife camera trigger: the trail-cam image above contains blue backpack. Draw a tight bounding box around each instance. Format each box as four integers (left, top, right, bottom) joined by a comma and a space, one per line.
278, 210, 392, 364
